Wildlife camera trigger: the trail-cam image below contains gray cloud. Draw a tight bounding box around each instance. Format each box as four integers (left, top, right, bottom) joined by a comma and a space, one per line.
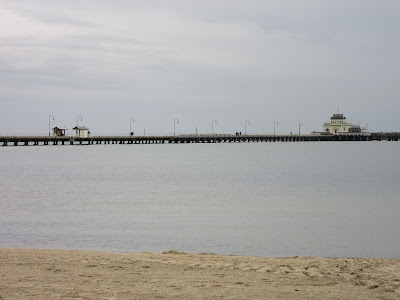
1, 0, 399, 134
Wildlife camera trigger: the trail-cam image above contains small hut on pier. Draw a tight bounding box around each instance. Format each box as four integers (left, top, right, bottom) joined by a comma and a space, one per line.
53, 127, 68, 137
72, 126, 90, 138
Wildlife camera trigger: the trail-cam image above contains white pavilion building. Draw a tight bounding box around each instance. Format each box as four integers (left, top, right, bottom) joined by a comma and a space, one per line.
323, 114, 365, 134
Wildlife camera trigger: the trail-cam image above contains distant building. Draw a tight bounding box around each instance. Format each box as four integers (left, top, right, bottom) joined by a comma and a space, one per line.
52, 126, 68, 137
72, 126, 90, 138
323, 114, 365, 134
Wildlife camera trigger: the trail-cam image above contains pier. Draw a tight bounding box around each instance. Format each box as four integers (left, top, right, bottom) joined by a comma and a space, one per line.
0, 133, 399, 146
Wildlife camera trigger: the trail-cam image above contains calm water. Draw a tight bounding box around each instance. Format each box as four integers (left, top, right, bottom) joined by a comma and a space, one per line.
0, 142, 399, 258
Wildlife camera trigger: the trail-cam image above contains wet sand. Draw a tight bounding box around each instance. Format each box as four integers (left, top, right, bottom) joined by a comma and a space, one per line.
1, 248, 399, 299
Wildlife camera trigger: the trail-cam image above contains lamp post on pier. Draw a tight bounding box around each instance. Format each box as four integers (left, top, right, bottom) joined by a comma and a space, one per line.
245, 120, 250, 135
130, 117, 135, 136
298, 122, 303, 135
174, 118, 179, 136
212, 120, 217, 135
274, 121, 278, 135
48, 115, 54, 137
76, 116, 83, 137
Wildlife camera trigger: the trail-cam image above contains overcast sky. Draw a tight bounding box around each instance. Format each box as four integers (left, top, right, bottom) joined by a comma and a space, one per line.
1, 0, 399, 135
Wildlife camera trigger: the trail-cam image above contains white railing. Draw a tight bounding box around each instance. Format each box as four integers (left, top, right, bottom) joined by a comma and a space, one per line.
0, 133, 51, 137
2, 132, 388, 138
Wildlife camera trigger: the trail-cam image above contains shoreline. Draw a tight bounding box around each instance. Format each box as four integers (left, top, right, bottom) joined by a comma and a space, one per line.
1, 248, 399, 299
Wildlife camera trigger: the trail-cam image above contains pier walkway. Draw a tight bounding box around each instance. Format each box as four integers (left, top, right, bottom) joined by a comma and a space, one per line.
0, 133, 399, 146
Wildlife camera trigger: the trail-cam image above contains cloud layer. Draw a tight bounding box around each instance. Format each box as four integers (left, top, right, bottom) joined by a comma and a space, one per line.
1, 0, 399, 134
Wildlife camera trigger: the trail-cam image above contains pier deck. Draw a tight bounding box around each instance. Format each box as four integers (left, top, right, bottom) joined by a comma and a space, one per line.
0, 133, 398, 146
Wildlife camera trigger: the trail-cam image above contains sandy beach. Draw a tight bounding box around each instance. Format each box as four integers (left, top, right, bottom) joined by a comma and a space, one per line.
0, 249, 399, 299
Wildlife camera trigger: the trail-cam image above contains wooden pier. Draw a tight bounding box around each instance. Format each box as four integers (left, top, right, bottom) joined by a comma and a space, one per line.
0, 133, 399, 146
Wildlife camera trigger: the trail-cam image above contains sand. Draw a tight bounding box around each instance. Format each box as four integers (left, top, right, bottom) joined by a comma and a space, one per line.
1, 249, 399, 299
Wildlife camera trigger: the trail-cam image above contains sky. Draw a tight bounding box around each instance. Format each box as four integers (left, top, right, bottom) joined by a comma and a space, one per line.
1, 0, 399, 135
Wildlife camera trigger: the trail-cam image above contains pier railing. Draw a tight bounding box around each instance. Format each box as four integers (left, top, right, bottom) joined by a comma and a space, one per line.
0, 132, 399, 146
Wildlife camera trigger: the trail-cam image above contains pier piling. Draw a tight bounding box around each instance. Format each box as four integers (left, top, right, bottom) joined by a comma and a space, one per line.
0, 133, 398, 147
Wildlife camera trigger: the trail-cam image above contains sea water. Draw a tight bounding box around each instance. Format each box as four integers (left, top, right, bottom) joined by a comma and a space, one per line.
0, 142, 399, 258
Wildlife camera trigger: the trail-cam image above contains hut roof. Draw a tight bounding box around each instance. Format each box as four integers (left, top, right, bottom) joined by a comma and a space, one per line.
53, 126, 69, 130
72, 126, 89, 130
